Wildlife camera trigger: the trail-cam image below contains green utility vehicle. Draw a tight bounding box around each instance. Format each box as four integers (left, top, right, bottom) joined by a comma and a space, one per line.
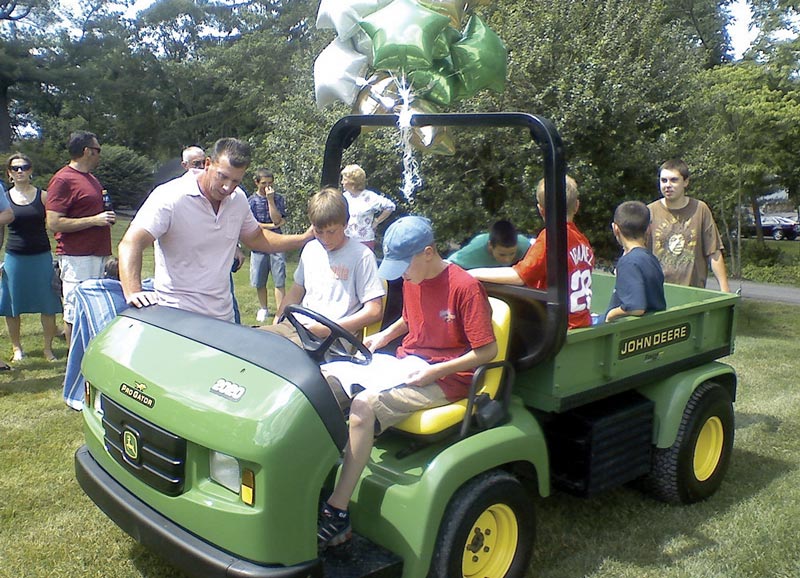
75, 113, 739, 578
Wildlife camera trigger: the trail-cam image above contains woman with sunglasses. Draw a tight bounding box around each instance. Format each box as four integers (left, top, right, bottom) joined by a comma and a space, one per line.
0, 153, 62, 362
0, 185, 14, 370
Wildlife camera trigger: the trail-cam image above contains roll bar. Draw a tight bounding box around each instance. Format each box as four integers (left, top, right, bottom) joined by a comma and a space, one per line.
321, 112, 568, 367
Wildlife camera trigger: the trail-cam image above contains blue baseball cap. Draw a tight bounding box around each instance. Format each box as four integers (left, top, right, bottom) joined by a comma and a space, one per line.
378, 216, 435, 280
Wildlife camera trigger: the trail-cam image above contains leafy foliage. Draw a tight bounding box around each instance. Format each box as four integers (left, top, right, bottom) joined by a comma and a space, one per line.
741, 263, 800, 284
0, 0, 797, 263
92, 144, 155, 209
740, 237, 782, 266
675, 59, 800, 274
482, 0, 708, 257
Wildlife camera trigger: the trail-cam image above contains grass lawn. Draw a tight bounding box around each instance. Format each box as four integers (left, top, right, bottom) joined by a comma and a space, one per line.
2, 221, 800, 577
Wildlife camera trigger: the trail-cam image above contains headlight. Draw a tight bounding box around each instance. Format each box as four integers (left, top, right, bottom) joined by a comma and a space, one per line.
209, 451, 256, 506
209, 451, 241, 494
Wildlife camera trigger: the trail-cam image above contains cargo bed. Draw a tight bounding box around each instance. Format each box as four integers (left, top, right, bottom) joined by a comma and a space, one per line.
487, 270, 738, 412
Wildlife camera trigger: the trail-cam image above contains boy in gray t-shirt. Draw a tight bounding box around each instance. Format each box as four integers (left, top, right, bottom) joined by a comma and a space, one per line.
265, 187, 385, 344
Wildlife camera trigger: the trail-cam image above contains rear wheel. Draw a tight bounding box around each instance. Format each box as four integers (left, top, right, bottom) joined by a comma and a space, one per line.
773, 229, 785, 241
645, 382, 734, 504
429, 470, 535, 578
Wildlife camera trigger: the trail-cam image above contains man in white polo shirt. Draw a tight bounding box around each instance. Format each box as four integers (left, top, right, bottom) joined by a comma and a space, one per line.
118, 138, 312, 322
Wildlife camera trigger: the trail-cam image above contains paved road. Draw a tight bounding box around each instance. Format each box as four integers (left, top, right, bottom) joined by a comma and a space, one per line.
706, 278, 800, 305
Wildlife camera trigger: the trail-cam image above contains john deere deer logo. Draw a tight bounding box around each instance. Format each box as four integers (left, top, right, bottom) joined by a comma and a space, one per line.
123, 430, 139, 461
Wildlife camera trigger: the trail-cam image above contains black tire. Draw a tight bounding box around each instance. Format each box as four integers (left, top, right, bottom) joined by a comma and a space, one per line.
645, 382, 734, 504
773, 229, 785, 241
428, 470, 535, 578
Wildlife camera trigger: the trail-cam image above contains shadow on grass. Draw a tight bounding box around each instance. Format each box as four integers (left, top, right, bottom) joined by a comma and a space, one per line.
130, 544, 191, 578
736, 301, 799, 339
529, 448, 791, 578
0, 373, 64, 397
736, 411, 782, 433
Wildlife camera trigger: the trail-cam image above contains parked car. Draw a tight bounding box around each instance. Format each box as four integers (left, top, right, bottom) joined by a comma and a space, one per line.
736, 215, 800, 241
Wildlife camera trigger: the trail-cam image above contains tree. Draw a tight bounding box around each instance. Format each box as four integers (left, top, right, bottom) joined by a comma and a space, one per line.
244, 0, 731, 255
1, 0, 758, 264
93, 144, 155, 210
746, 0, 800, 205
1, 0, 31, 21
469, 0, 712, 259
663, 0, 736, 65
27, 16, 169, 153
678, 60, 800, 273
0, 0, 58, 150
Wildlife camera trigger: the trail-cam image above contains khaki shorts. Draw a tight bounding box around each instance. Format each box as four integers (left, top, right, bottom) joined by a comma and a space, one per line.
357, 383, 450, 434
59, 255, 108, 323
260, 318, 360, 352
259, 319, 303, 347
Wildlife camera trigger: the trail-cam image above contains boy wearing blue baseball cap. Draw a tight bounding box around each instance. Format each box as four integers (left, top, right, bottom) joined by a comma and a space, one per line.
318, 215, 497, 550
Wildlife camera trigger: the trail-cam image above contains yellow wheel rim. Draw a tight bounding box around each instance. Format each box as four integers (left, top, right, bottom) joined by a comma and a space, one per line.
461, 503, 518, 578
694, 416, 724, 482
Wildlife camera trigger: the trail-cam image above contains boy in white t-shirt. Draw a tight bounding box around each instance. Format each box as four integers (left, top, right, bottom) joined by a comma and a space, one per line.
266, 187, 385, 343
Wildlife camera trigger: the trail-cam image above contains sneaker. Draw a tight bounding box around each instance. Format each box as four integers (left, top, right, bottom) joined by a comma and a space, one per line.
256, 308, 269, 323
317, 503, 351, 549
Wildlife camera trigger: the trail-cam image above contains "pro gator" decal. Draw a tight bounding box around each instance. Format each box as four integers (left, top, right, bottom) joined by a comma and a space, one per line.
120, 382, 155, 408
619, 322, 691, 359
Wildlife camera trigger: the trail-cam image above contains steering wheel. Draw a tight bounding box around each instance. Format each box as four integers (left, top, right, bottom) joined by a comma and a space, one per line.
282, 304, 372, 365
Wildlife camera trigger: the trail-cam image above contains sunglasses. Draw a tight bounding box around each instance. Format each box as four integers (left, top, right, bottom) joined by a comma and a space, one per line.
190, 160, 205, 169
10, 164, 31, 172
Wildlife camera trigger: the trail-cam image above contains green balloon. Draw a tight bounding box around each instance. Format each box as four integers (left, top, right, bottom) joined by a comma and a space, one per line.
432, 25, 462, 60
409, 58, 458, 106
360, 0, 451, 72
417, 0, 467, 28
450, 14, 507, 97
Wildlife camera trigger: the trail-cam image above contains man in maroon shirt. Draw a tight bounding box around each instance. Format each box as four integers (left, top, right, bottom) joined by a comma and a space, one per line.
46, 131, 115, 344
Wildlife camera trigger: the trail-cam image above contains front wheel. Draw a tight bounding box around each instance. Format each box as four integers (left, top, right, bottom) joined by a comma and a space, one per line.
429, 470, 535, 578
645, 381, 734, 504
773, 229, 785, 241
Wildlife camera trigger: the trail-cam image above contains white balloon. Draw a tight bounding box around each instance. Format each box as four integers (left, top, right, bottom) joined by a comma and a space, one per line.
315, 0, 336, 29
316, 0, 393, 39
351, 29, 374, 62
314, 38, 370, 109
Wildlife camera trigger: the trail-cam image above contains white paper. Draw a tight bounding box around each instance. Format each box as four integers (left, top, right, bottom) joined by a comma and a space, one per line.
322, 353, 430, 396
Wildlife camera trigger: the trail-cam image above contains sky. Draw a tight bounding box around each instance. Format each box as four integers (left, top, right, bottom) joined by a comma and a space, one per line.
728, 0, 758, 59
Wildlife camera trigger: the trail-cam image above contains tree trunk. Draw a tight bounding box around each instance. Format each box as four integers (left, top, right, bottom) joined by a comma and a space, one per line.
750, 196, 764, 243
0, 83, 12, 151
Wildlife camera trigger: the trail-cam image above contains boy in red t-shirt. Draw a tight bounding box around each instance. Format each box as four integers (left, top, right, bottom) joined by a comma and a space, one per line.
317, 216, 497, 550
469, 176, 594, 329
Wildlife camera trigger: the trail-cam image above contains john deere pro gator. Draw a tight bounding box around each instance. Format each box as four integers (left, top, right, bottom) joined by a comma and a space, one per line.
75, 113, 739, 578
